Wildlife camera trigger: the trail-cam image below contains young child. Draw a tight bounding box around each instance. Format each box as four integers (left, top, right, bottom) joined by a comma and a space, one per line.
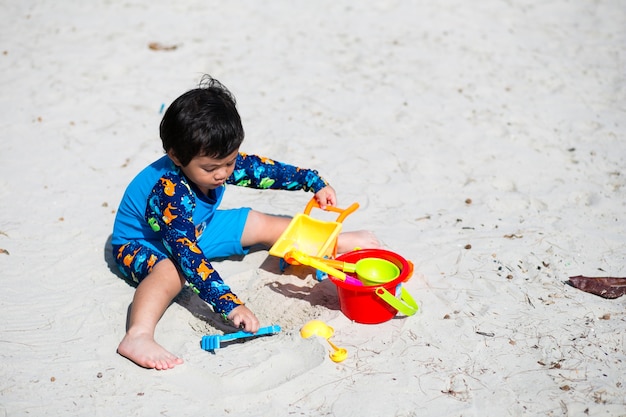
111, 76, 379, 370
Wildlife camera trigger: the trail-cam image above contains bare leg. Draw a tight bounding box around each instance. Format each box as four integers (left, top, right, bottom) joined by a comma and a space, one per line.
336, 230, 381, 253
240, 211, 292, 247
117, 259, 186, 370
241, 210, 380, 253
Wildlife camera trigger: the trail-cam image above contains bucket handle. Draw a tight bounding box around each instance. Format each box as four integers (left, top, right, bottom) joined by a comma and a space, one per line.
375, 286, 418, 316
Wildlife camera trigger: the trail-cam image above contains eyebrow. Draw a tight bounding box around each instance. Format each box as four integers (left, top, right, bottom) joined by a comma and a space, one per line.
202, 155, 237, 169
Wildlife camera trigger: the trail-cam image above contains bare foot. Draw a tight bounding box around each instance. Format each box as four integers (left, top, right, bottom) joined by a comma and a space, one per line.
337, 230, 381, 254
117, 331, 184, 370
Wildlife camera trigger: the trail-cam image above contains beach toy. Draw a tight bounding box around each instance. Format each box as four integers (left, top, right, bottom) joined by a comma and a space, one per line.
270, 197, 359, 279
300, 320, 334, 339
284, 250, 364, 286
346, 258, 400, 285
328, 249, 419, 324
300, 320, 348, 363
286, 252, 400, 286
325, 338, 348, 363
201, 325, 281, 351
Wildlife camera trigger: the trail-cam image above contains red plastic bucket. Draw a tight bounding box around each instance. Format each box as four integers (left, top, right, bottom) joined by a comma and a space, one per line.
329, 249, 419, 324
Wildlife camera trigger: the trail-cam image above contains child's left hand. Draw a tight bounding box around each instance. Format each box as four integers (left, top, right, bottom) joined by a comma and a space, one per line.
227, 305, 260, 333
314, 185, 337, 209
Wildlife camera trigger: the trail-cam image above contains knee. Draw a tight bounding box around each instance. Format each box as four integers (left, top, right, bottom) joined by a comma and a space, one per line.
241, 210, 290, 247
150, 259, 186, 288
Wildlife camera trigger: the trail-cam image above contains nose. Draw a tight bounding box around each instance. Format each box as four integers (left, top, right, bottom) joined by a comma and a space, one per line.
214, 166, 230, 181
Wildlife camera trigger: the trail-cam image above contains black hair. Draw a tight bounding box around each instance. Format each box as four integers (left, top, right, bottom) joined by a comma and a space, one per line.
159, 76, 244, 166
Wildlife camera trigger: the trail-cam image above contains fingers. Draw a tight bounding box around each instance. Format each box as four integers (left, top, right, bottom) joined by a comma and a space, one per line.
227, 305, 260, 333
315, 185, 337, 209
239, 316, 260, 333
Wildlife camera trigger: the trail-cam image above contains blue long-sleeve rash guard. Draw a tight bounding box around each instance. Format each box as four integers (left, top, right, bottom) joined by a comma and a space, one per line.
112, 152, 328, 315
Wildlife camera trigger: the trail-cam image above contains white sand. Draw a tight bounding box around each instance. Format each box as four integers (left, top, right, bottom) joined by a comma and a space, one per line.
1, 1, 625, 415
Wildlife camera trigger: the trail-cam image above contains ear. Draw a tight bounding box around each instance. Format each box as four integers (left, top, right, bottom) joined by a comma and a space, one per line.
167, 150, 182, 166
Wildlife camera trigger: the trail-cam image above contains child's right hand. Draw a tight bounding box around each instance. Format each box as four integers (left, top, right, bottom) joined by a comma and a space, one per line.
227, 305, 260, 333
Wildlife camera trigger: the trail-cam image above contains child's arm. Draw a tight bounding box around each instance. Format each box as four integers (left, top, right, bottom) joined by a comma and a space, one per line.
144, 172, 244, 316
228, 153, 329, 194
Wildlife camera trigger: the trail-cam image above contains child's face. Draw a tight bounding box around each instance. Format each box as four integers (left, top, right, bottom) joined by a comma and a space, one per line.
169, 149, 239, 195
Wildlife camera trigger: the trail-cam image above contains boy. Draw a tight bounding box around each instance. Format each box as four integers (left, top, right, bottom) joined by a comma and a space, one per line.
111, 76, 379, 370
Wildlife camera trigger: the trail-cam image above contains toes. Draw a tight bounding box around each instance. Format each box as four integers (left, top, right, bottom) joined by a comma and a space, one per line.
153, 354, 183, 370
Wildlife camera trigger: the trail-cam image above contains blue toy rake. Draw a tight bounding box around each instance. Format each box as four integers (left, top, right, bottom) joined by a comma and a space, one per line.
201, 325, 282, 351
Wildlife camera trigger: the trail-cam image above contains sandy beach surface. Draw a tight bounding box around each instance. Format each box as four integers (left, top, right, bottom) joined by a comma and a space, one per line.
1, 1, 625, 416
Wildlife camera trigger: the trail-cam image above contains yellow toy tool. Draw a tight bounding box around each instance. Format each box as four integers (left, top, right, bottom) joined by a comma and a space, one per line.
284, 249, 364, 286
269, 197, 359, 279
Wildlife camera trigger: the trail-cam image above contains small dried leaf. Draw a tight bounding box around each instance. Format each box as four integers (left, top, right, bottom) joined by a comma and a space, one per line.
568, 276, 626, 299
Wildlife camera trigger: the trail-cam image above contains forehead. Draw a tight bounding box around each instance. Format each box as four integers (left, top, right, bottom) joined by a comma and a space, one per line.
194, 149, 239, 165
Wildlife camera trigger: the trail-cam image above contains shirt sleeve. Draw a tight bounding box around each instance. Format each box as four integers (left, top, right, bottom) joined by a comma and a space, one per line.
227, 152, 329, 192
144, 172, 244, 315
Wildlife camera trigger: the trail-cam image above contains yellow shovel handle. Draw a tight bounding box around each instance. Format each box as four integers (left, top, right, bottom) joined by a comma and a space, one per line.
286, 250, 347, 281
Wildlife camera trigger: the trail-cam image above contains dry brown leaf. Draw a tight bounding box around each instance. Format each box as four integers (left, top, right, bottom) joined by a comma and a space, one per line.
568, 276, 626, 299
